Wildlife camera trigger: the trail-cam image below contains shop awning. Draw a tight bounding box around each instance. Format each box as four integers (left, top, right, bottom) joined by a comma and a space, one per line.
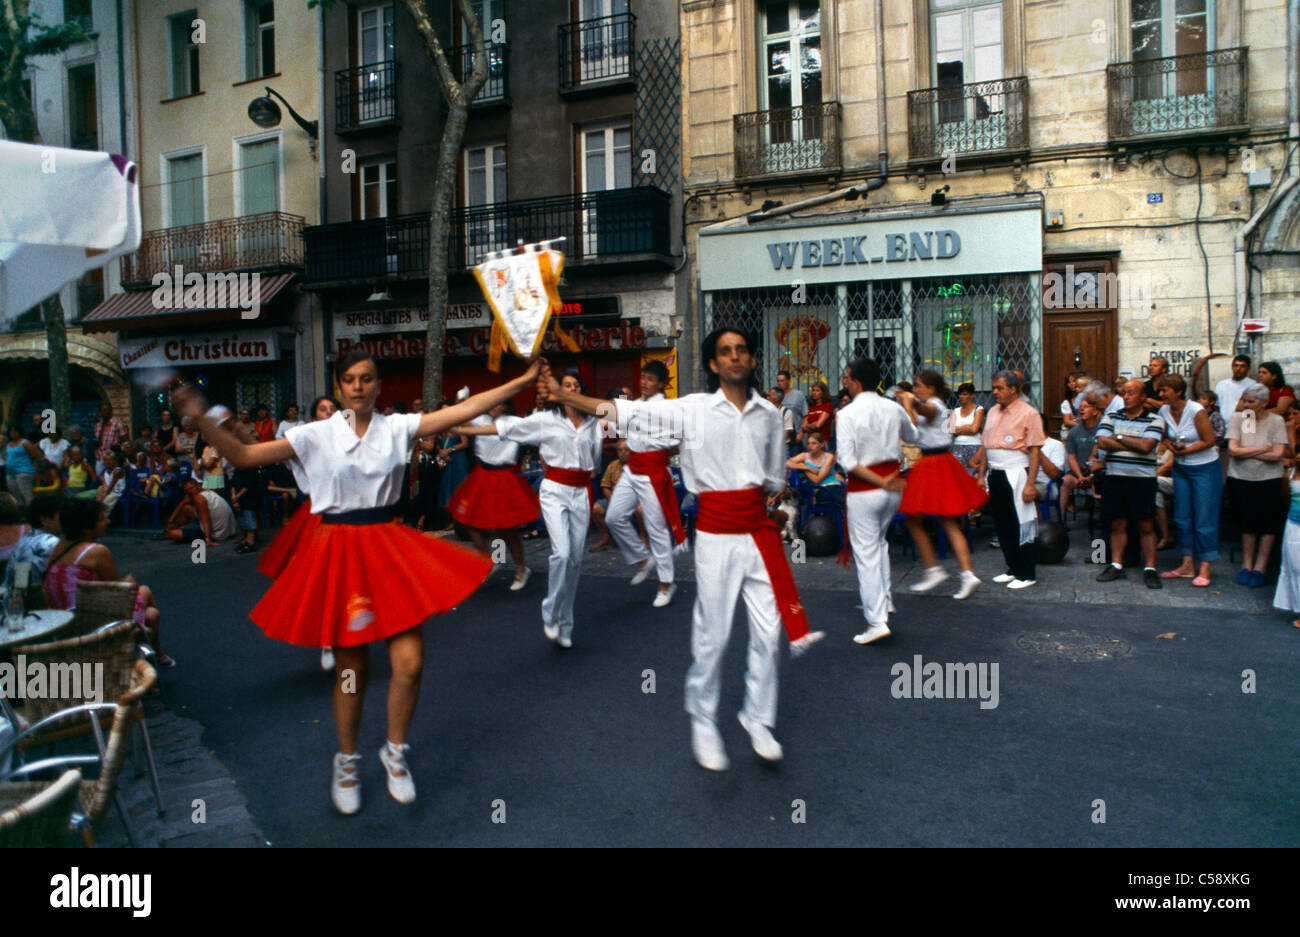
0, 328, 125, 382
80, 272, 296, 333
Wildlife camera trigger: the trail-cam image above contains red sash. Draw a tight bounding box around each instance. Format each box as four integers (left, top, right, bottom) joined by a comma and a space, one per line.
838, 460, 901, 567
696, 488, 810, 642
623, 448, 687, 547
544, 466, 595, 511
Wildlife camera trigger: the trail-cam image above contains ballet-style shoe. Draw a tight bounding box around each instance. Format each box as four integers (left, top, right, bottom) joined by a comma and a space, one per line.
379, 741, 416, 804
331, 752, 361, 815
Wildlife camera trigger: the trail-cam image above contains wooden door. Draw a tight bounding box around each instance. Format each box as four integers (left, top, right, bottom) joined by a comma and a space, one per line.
1043, 256, 1119, 438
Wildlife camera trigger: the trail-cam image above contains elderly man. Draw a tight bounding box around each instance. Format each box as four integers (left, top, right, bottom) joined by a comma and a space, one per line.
767, 386, 794, 449
973, 370, 1045, 588
1083, 379, 1123, 420
776, 371, 808, 453
1095, 379, 1166, 587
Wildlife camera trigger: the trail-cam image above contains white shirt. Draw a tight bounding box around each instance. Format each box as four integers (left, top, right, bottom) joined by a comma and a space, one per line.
499, 409, 602, 472
836, 391, 918, 473
275, 419, 304, 439
912, 400, 951, 449
1157, 399, 1219, 466
40, 438, 70, 464
1036, 438, 1068, 486
472, 413, 523, 466
626, 393, 678, 453
1214, 376, 1251, 418
285, 410, 423, 514
614, 389, 785, 494
1058, 398, 1074, 440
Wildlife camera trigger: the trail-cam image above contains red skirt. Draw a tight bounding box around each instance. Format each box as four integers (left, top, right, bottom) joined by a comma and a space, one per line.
448, 464, 540, 530
257, 498, 321, 579
899, 452, 988, 517
250, 520, 493, 648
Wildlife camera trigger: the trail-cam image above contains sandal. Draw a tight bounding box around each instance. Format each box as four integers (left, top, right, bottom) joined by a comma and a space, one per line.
1159, 570, 1194, 579
1192, 577, 1211, 587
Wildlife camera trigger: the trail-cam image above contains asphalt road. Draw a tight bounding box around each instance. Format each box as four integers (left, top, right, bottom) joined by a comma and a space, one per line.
119, 533, 1299, 848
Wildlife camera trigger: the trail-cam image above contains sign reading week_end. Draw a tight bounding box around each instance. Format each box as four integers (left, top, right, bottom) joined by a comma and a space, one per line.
697, 203, 1043, 291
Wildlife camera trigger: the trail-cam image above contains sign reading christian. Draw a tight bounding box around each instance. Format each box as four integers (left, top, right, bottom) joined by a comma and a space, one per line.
119, 329, 280, 368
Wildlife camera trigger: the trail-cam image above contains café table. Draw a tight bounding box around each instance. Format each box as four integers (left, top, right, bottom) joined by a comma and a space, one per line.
0, 609, 75, 652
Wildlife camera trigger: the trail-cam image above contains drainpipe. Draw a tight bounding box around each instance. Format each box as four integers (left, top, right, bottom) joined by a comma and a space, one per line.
115, 0, 127, 156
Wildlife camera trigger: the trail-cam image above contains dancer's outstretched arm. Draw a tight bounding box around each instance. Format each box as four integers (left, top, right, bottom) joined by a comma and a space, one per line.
173, 386, 294, 469
538, 364, 618, 421
415, 361, 541, 439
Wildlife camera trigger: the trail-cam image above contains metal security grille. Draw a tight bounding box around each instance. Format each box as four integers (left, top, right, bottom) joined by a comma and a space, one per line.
634, 36, 681, 191
703, 274, 1042, 408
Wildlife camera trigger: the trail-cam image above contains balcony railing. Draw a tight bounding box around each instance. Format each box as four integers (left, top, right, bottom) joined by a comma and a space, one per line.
452, 41, 508, 105
121, 211, 304, 285
908, 76, 1029, 160
335, 61, 400, 132
558, 12, 635, 90
1107, 47, 1247, 141
734, 102, 841, 180
303, 187, 671, 285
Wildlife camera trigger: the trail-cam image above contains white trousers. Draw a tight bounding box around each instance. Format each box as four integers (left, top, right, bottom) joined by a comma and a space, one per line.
606, 469, 675, 584
539, 479, 590, 640
684, 531, 782, 729
847, 488, 901, 626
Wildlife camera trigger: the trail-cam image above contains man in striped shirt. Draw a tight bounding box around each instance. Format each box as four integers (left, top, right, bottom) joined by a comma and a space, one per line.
1095, 379, 1165, 588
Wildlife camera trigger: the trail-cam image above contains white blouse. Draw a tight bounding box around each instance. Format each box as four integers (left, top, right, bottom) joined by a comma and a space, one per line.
913, 400, 952, 449
471, 413, 523, 466
498, 409, 602, 472
284, 410, 423, 513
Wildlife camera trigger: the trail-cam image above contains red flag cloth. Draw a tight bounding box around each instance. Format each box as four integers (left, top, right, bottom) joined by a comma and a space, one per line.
544, 465, 594, 511
696, 488, 810, 642
837, 460, 900, 568
623, 449, 687, 547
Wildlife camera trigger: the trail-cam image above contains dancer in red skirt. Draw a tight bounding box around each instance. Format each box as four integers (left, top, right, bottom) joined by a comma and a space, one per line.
897, 370, 988, 599
173, 351, 540, 815
256, 394, 339, 671
447, 401, 540, 590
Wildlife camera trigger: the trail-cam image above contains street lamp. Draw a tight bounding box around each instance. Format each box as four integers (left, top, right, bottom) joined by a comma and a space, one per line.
248, 87, 318, 140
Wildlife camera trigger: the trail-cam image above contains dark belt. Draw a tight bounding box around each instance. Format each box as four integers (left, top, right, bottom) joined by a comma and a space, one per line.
920, 446, 952, 456
479, 462, 516, 471
321, 505, 398, 525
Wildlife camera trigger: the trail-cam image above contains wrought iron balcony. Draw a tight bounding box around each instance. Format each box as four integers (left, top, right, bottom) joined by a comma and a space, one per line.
734, 102, 841, 180
334, 61, 400, 133
908, 77, 1029, 161
558, 12, 635, 91
451, 40, 508, 105
303, 187, 672, 285
1107, 47, 1247, 142
121, 212, 304, 286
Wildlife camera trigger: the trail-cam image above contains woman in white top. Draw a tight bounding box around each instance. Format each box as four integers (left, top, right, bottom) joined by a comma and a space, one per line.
896, 370, 987, 599
1226, 382, 1290, 588
173, 349, 539, 816
950, 381, 985, 479
1154, 373, 1222, 586
274, 403, 305, 439
458, 368, 602, 649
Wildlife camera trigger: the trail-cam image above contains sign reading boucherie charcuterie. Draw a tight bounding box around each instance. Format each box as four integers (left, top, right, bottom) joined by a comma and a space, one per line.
119, 329, 280, 368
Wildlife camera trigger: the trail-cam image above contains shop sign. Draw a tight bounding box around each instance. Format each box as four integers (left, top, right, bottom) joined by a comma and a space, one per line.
335, 319, 647, 359
119, 329, 280, 368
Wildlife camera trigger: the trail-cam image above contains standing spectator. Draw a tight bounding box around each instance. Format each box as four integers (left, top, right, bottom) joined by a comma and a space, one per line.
1226, 383, 1289, 587
971, 371, 1045, 589
230, 463, 264, 554
802, 381, 836, 448
39, 426, 70, 468
777, 370, 807, 450
767, 387, 794, 451
950, 381, 985, 479
1061, 397, 1102, 525
173, 416, 200, 469
1156, 373, 1222, 586
4, 424, 40, 507
91, 401, 128, 473
1258, 361, 1296, 417
1215, 354, 1252, 418
1196, 389, 1227, 444
253, 405, 277, 443
1272, 461, 1300, 629
63, 445, 100, 496
1141, 356, 1169, 411
275, 403, 304, 439
1059, 373, 1083, 440
836, 388, 851, 409
435, 413, 471, 527
1094, 379, 1166, 587
155, 409, 179, 454
198, 439, 228, 499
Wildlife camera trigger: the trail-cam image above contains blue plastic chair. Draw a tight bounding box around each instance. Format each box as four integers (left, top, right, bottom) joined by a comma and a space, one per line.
1038, 477, 1063, 523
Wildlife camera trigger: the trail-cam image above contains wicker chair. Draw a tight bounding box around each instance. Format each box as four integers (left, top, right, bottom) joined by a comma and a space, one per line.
70, 581, 141, 637
0, 769, 83, 847
10, 621, 163, 814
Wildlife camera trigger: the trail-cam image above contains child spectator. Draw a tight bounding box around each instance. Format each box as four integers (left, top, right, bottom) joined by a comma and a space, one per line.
230, 464, 265, 554
33, 459, 63, 496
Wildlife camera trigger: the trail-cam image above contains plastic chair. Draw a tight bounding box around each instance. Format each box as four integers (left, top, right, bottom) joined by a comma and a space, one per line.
1038, 477, 1063, 523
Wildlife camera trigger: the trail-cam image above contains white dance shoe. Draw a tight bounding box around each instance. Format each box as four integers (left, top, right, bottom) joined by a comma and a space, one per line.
953, 572, 981, 600
543, 621, 560, 642
992, 572, 1015, 583
652, 584, 677, 608
789, 630, 826, 658
909, 567, 950, 593
1007, 578, 1037, 590
630, 559, 655, 586
510, 567, 531, 591
320, 647, 335, 671
379, 741, 416, 804
691, 718, 729, 771
853, 622, 892, 645
739, 714, 784, 762
331, 752, 362, 815
887, 594, 896, 614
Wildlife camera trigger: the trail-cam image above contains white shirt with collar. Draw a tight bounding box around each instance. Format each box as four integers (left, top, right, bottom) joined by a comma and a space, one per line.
284, 410, 423, 513
498, 408, 602, 472
626, 392, 679, 453
614, 389, 785, 494
836, 391, 918, 473
470, 413, 523, 466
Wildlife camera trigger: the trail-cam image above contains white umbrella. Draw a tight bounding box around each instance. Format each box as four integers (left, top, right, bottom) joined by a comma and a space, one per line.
0, 140, 141, 329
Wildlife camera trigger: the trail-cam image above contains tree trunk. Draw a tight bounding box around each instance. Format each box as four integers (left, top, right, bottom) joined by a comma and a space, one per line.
42, 297, 73, 429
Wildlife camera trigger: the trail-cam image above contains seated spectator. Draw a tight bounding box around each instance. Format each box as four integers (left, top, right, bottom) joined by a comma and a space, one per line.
198, 440, 228, 499
2, 492, 63, 605
264, 460, 299, 515
1273, 462, 1300, 628
120, 438, 140, 470
43, 497, 170, 666
62, 445, 100, 496
0, 491, 28, 578
134, 424, 152, 451
164, 474, 238, 547
145, 439, 167, 476
1061, 397, 1102, 525
156, 459, 180, 503
1227, 382, 1289, 587
230, 464, 264, 554
96, 450, 127, 513
32, 459, 63, 496
787, 432, 842, 492
1035, 415, 1068, 500
1157, 373, 1222, 585
173, 417, 200, 468
38, 426, 70, 468
591, 440, 644, 552
1259, 361, 1295, 417
1094, 379, 1166, 588
1197, 389, 1228, 445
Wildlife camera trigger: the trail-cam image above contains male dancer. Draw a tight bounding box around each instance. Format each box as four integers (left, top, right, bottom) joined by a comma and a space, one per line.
836, 357, 918, 645
605, 360, 686, 607
539, 330, 824, 771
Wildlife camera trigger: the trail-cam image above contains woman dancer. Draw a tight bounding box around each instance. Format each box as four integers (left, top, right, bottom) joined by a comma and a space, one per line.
897, 371, 987, 599
457, 368, 601, 648
174, 351, 538, 814
257, 394, 340, 671
447, 400, 539, 591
